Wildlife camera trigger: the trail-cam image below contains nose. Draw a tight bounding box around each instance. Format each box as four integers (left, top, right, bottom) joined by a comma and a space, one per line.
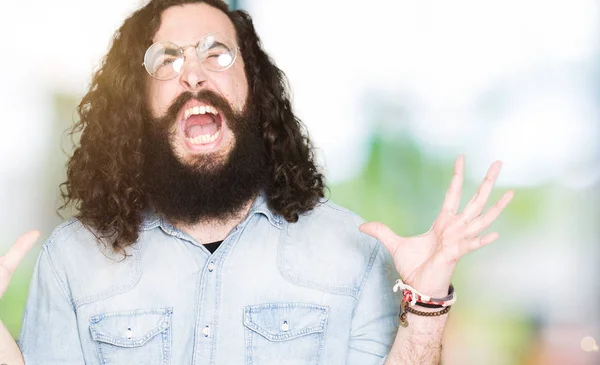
180, 47, 209, 90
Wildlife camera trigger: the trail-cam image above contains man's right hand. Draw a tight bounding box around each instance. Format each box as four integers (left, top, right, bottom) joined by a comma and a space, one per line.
0, 231, 39, 299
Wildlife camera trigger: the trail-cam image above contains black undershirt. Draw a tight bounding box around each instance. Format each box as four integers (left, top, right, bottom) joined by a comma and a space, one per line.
204, 240, 223, 254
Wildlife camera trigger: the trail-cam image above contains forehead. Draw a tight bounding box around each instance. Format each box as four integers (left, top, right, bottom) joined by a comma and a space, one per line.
153, 3, 236, 44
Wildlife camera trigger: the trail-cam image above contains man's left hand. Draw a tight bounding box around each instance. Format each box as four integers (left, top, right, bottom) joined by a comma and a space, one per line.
360, 155, 514, 297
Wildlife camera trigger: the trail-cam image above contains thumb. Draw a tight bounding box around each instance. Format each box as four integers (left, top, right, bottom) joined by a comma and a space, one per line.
3, 230, 40, 273
359, 222, 400, 256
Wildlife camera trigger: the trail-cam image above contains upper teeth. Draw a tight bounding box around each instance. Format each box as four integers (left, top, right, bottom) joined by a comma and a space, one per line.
184, 105, 219, 120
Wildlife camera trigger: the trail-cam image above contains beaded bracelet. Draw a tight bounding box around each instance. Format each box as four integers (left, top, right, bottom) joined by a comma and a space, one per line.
399, 304, 452, 327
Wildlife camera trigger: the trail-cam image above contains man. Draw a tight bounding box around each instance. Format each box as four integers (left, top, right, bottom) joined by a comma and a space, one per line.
0, 0, 514, 364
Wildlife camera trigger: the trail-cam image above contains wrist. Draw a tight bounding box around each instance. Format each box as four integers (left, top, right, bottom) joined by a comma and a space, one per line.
394, 278, 456, 327
406, 258, 455, 297
405, 278, 450, 298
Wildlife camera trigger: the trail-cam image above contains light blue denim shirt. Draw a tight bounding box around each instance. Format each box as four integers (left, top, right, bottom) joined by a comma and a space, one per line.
18, 194, 401, 364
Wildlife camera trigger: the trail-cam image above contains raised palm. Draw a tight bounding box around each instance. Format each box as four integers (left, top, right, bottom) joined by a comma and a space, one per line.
361, 155, 514, 295
0, 231, 39, 298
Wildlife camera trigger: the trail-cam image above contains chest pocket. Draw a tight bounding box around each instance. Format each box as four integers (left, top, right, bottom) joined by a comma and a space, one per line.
243, 303, 329, 365
89, 308, 172, 365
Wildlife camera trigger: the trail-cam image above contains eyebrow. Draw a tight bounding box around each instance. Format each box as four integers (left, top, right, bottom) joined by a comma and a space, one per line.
203, 41, 228, 51
163, 47, 181, 57
153, 39, 231, 55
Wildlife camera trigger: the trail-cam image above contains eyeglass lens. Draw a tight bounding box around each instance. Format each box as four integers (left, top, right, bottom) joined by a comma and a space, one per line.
144, 33, 237, 80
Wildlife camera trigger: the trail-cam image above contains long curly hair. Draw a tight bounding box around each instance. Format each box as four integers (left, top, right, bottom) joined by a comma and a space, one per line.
61, 0, 325, 251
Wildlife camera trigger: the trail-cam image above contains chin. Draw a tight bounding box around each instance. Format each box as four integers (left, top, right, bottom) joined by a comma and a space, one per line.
172, 139, 234, 170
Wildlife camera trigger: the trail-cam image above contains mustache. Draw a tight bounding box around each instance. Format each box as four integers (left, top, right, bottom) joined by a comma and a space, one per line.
158, 90, 238, 127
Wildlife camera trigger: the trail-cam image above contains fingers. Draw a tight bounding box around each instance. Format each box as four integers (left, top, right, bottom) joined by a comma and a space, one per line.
440, 155, 465, 215
460, 161, 503, 222
463, 232, 500, 256
465, 190, 514, 237
2, 230, 40, 274
359, 222, 399, 256
448, 231, 500, 260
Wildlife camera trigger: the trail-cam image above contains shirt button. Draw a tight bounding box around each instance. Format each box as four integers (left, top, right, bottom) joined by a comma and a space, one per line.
281, 321, 289, 331
203, 325, 210, 337
208, 262, 215, 272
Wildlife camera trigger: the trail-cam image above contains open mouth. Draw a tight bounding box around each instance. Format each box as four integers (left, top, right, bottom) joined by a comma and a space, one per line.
181, 104, 223, 145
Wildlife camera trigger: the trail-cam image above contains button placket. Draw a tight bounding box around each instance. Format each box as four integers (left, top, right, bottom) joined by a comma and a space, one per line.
193, 224, 249, 363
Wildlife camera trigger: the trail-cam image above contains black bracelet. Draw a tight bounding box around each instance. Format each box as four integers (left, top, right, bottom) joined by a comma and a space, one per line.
413, 284, 454, 309
415, 301, 445, 309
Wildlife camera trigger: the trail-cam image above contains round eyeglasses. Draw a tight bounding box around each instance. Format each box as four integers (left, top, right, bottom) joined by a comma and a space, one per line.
143, 33, 238, 80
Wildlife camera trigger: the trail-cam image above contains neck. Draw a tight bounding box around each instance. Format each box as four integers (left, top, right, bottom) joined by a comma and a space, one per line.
175, 198, 255, 245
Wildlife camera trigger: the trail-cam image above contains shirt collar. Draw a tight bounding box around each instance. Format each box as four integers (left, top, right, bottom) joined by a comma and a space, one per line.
247, 191, 283, 229
139, 191, 283, 232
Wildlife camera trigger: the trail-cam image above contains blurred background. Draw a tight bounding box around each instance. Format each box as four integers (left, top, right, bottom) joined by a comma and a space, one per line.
1, 0, 598, 364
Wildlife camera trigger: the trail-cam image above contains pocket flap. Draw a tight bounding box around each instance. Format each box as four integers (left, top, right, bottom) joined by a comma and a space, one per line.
243, 303, 328, 342
89, 308, 172, 347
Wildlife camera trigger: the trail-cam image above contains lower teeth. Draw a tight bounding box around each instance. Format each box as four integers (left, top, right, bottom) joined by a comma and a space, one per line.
188, 130, 220, 144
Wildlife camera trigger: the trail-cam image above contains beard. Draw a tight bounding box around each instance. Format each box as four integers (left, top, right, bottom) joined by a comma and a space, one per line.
141, 90, 268, 225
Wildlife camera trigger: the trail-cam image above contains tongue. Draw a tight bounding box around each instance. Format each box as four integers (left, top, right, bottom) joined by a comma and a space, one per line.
184, 115, 219, 138
186, 123, 219, 138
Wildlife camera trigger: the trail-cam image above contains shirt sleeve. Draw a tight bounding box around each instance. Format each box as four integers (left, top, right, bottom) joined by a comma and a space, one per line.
18, 247, 85, 364
346, 240, 401, 365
